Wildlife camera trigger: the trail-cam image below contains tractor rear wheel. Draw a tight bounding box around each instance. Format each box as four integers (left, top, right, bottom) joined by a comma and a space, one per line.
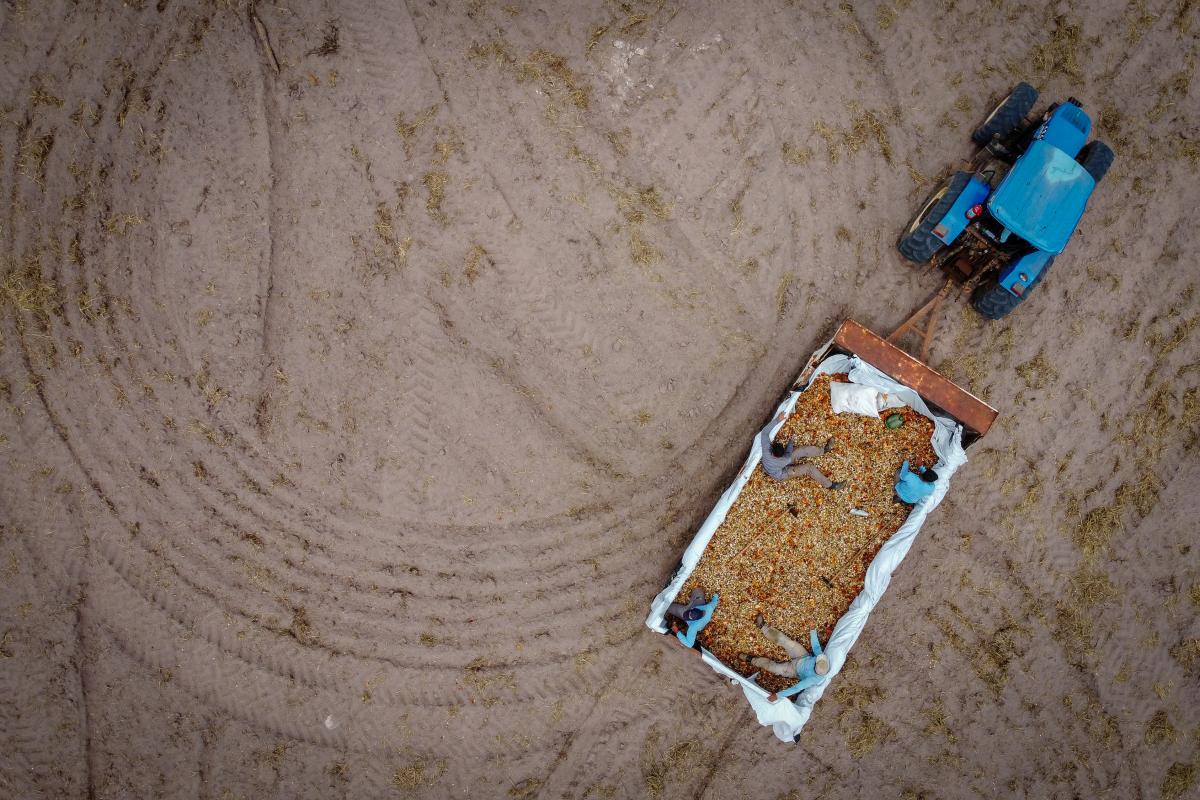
972, 82, 1038, 146
971, 258, 1053, 320
897, 172, 970, 264
1078, 140, 1114, 183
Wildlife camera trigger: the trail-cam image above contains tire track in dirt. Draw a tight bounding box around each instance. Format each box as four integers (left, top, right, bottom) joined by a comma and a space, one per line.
0, 23, 748, 758
399, 1, 762, 444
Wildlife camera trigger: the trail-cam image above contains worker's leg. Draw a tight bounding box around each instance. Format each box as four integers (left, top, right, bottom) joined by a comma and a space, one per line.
790, 445, 824, 460
782, 463, 834, 489
760, 624, 809, 660
666, 588, 705, 619
750, 657, 798, 678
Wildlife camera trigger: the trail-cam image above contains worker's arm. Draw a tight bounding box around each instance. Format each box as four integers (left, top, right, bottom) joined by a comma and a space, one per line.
774, 673, 827, 699
759, 426, 774, 457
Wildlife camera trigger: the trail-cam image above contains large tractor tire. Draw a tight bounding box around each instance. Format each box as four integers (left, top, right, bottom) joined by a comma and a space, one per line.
1078, 140, 1114, 183
971, 258, 1053, 320
897, 172, 971, 263
972, 82, 1038, 146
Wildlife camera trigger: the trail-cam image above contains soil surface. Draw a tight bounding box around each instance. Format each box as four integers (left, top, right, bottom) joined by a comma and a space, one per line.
2, 1, 1198, 799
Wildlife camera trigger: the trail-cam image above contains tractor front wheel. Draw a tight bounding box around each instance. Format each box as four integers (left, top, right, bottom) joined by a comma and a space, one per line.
972, 82, 1039, 146
1078, 141, 1115, 183
971, 258, 1053, 320
897, 172, 970, 264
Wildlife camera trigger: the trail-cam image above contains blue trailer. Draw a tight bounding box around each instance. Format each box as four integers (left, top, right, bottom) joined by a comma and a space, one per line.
898, 83, 1114, 319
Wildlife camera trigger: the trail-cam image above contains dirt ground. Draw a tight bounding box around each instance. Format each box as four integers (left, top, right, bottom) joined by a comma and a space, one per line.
1, 0, 1198, 798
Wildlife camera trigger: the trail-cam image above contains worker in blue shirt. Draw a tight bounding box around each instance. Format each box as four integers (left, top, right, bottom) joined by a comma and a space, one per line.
739, 615, 830, 701
667, 590, 719, 648
895, 460, 938, 504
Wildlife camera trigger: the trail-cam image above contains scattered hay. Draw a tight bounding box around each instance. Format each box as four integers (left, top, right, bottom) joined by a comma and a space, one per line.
434, 137, 462, 165
16, 129, 54, 187
307, 20, 339, 56
586, 24, 610, 53
1124, 0, 1158, 43
875, 5, 896, 29
1072, 504, 1122, 556
508, 778, 542, 798
630, 230, 660, 266
289, 607, 317, 645
1148, 313, 1199, 356
1, 257, 60, 322
922, 702, 957, 743
1015, 348, 1058, 390
620, 13, 649, 34
1030, 16, 1085, 79
463, 656, 515, 696
775, 272, 793, 319
1181, 138, 1200, 169
103, 213, 145, 236
637, 186, 672, 220
1162, 762, 1196, 800
643, 740, 700, 797
464, 244, 487, 284
1145, 710, 1178, 745
1177, 0, 1200, 34
423, 171, 449, 220
845, 108, 894, 164
395, 104, 439, 139
1170, 638, 1200, 672
373, 204, 411, 271
906, 163, 930, 186
845, 713, 895, 758
517, 49, 591, 109
782, 142, 813, 165
393, 762, 425, 790
30, 87, 63, 107
813, 120, 840, 163
1055, 566, 1120, 655
1114, 472, 1161, 517
568, 144, 602, 175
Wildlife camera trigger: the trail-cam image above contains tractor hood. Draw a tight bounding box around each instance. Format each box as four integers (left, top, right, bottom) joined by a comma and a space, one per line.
987, 140, 1096, 254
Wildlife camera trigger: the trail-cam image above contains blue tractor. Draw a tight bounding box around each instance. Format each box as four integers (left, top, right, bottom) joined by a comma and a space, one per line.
897, 83, 1114, 319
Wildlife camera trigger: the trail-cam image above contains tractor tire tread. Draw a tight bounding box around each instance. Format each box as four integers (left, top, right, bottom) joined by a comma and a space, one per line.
971, 257, 1053, 320
897, 172, 972, 264
972, 82, 1038, 146
1078, 140, 1115, 183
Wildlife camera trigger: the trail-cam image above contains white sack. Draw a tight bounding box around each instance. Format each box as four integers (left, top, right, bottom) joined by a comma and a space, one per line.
829, 382, 883, 417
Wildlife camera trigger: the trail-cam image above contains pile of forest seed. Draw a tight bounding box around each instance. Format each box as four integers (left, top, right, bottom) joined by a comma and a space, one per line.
675, 373, 938, 693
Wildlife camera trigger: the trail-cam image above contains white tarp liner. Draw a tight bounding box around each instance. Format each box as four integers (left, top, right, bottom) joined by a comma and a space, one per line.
645, 353, 968, 742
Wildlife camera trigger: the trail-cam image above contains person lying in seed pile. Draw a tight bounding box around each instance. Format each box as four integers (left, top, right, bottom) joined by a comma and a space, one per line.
760, 411, 845, 490
739, 614, 830, 702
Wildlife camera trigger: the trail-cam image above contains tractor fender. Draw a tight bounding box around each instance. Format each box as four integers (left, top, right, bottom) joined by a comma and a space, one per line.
932, 174, 991, 245
998, 250, 1053, 298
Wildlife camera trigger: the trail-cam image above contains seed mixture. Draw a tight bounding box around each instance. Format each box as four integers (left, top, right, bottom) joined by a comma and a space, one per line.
676, 373, 938, 692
